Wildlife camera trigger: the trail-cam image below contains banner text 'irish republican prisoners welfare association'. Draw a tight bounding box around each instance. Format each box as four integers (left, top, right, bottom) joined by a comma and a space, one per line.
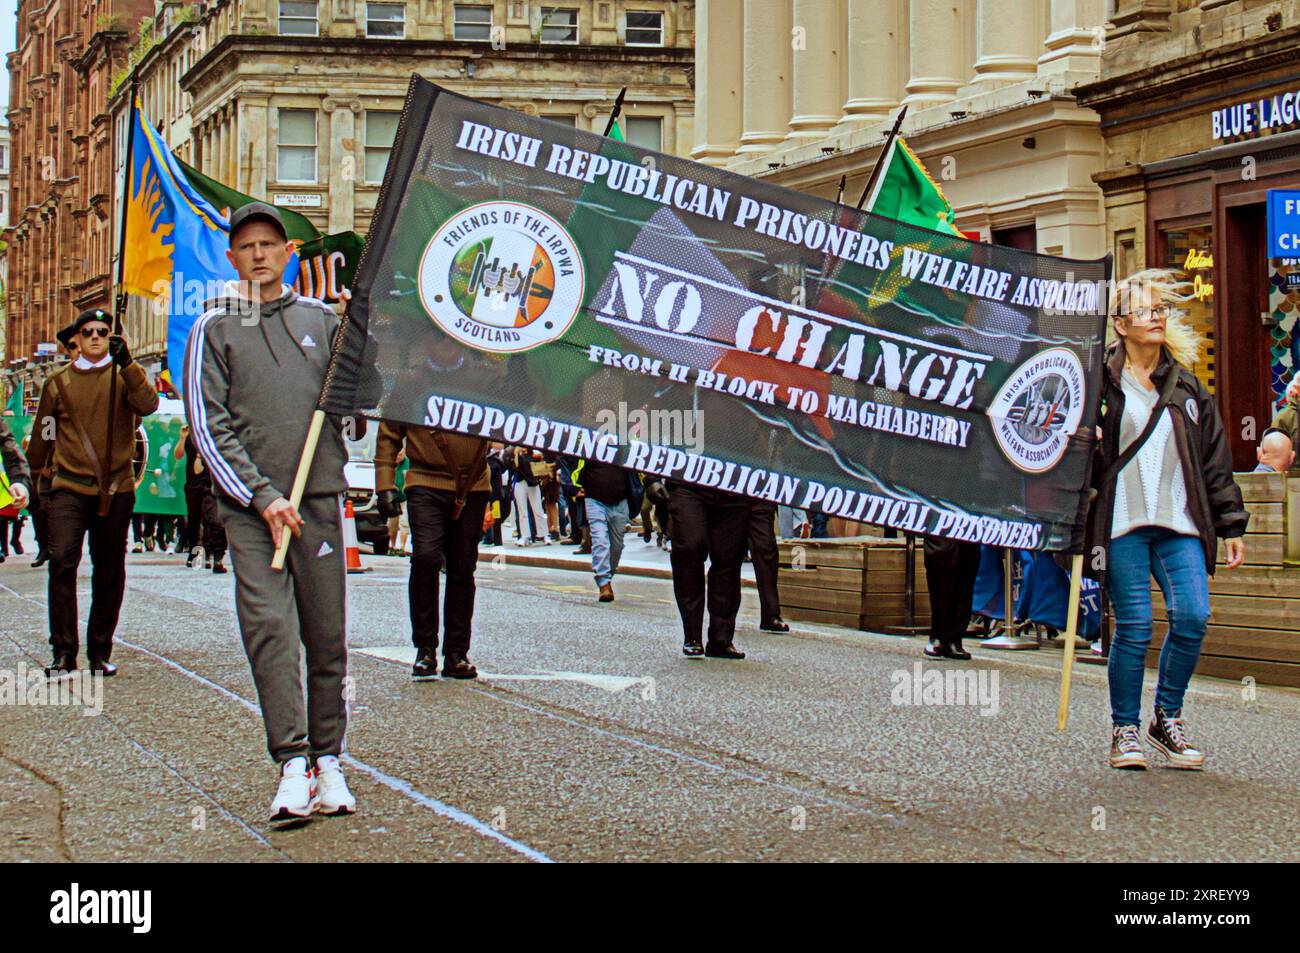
323, 79, 1111, 552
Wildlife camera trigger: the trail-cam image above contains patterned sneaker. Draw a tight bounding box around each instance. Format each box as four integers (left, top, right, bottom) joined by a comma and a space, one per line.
1146, 709, 1205, 770
315, 755, 356, 815
269, 756, 318, 821
1109, 724, 1148, 770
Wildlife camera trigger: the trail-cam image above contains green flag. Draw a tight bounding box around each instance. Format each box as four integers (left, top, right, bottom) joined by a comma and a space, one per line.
4, 380, 22, 416
607, 117, 625, 141
177, 157, 322, 242
864, 134, 961, 237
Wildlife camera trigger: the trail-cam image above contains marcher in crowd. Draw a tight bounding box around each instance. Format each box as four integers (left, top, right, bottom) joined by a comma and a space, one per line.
376, 421, 489, 680
1088, 269, 1247, 771
747, 503, 788, 632
0, 415, 32, 566
922, 537, 980, 659
24, 323, 80, 569
572, 456, 640, 602
186, 202, 363, 820
668, 482, 751, 659
176, 424, 227, 572
509, 446, 550, 545
1253, 428, 1294, 473
26, 309, 159, 677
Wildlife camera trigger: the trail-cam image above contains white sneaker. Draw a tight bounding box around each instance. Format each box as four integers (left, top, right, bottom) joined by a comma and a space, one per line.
269, 756, 318, 820
315, 755, 356, 815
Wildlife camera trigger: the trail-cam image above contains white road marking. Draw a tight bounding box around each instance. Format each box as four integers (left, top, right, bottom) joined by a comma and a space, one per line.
353, 646, 652, 694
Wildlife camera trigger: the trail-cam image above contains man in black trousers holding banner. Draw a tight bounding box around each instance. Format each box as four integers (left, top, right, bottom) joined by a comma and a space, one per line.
922, 536, 979, 660
669, 482, 751, 659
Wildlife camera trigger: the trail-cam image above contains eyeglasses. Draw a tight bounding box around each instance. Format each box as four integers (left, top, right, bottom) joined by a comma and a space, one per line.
1127, 305, 1168, 325
79, 326, 110, 339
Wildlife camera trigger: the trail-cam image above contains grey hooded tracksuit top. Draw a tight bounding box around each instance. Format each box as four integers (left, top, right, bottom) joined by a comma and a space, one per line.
184, 284, 353, 763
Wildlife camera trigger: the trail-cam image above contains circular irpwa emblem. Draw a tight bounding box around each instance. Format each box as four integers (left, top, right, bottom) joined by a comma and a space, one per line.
418, 200, 585, 354
988, 348, 1086, 474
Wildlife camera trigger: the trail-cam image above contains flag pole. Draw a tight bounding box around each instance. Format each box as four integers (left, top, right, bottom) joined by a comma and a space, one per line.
1057, 553, 1085, 730
856, 104, 908, 211
104, 77, 139, 519
834, 174, 846, 206
602, 87, 627, 137
271, 409, 327, 571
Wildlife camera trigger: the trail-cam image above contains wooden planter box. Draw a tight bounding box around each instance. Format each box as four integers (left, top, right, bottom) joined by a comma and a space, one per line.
1145, 471, 1300, 689
777, 537, 929, 632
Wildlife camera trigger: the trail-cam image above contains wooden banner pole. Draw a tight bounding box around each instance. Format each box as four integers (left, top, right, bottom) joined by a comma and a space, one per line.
270, 409, 326, 571
1056, 553, 1085, 731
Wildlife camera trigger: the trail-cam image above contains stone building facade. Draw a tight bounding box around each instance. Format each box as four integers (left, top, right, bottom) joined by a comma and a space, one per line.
693, 0, 1107, 258
1076, 0, 1300, 469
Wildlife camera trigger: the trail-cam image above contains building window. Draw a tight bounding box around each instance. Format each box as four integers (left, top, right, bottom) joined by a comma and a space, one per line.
278, 0, 319, 36
277, 109, 317, 183
544, 114, 577, 126
625, 116, 662, 151
454, 4, 493, 41
366, 2, 406, 38
625, 10, 663, 46
0, 143, 7, 171
365, 111, 400, 183
538, 7, 578, 43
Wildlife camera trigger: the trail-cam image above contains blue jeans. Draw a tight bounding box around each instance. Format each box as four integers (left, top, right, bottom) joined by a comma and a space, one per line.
586, 498, 629, 586
1106, 527, 1210, 726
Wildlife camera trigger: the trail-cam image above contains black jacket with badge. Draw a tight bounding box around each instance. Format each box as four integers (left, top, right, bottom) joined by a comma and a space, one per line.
1084, 344, 1248, 581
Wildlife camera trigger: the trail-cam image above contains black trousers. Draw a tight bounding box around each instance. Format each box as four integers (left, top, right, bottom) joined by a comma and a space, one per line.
46, 490, 135, 660
923, 537, 982, 645
31, 478, 49, 554
748, 503, 781, 622
185, 487, 227, 558
407, 487, 489, 658
668, 484, 752, 646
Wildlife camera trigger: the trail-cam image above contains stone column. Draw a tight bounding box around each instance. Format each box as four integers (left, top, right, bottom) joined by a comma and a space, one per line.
904, 0, 965, 108
785, 0, 842, 141
971, 0, 1039, 88
324, 98, 360, 234
839, 0, 899, 126
239, 97, 270, 201
691, 0, 744, 166
736, 0, 792, 156
1039, 0, 1105, 76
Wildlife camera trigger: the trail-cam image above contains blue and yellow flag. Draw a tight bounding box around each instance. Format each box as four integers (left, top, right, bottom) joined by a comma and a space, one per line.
122, 100, 299, 395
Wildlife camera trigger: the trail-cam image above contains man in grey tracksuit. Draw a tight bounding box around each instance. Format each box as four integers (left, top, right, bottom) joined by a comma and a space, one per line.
185, 202, 362, 820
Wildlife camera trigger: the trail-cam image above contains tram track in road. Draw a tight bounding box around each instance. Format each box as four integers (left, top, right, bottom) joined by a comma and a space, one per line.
0, 580, 553, 863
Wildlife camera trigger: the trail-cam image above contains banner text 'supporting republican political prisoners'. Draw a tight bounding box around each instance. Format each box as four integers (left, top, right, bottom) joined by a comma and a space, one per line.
322, 78, 1112, 552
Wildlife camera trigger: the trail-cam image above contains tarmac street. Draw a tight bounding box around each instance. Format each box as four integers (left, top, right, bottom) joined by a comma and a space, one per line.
1, 532, 1297, 863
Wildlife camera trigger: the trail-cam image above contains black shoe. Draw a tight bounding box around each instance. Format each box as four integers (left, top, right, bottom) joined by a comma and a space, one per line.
760, 617, 790, 633
45, 652, 76, 677
705, 641, 745, 660
682, 641, 704, 659
13, 541, 23, 555
89, 658, 117, 677
31, 551, 48, 568
947, 641, 972, 660
1146, 708, 1205, 770
924, 640, 952, 659
212, 560, 228, 574
412, 652, 439, 681
186, 549, 198, 568
442, 655, 478, 679
0, 553, 6, 563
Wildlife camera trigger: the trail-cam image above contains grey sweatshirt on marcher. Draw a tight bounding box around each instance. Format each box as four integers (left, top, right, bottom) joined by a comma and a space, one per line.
184, 283, 361, 513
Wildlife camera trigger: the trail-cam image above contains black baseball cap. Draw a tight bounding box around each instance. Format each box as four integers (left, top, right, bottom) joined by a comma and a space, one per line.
70, 308, 113, 336
228, 201, 288, 244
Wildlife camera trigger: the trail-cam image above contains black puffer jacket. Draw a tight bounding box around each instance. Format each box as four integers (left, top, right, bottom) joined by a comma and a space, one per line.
1084, 344, 1248, 581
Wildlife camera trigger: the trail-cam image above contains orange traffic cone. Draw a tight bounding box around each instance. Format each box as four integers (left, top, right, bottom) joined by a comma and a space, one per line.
343, 499, 366, 574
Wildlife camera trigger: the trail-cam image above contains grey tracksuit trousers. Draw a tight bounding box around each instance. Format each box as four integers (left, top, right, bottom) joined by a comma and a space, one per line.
220, 494, 348, 764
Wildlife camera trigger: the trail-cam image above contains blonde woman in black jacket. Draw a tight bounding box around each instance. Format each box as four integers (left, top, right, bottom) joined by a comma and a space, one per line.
1087, 270, 1248, 771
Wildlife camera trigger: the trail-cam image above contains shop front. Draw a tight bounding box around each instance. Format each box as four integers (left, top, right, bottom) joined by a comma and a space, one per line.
1079, 57, 1300, 471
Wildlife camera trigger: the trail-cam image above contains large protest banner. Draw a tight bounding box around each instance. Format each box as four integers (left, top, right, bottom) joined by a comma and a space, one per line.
321, 78, 1111, 552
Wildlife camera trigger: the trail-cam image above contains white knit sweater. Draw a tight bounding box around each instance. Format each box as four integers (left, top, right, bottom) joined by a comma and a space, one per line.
1111, 369, 1198, 539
